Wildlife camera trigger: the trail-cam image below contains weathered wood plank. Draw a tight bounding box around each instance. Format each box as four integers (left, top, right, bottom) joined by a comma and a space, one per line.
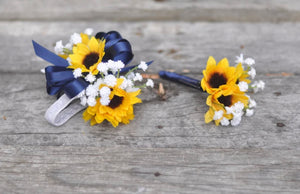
1, 21, 300, 74
1, 0, 300, 22
1, 2, 300, 193
0, 145, 300, 194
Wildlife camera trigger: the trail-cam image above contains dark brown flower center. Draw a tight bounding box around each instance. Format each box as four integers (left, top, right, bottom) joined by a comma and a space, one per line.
209, 73, 227, 88
218, 95, 232, 107
83, 52, 99, 69
108, 95, 124, 109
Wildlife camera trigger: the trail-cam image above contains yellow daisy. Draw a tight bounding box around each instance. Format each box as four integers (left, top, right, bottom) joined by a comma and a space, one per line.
205, 86, 249, 125
68, 36, 105, 75
201, 56, 237, 94
83, 78, 142, 127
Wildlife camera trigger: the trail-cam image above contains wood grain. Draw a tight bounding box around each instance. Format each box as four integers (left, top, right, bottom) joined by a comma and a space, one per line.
0, 0, 300, 193
1, 22, 300, 74
1, 0, 300, 22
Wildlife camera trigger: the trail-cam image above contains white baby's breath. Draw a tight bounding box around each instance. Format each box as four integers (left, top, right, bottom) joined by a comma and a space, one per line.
248, 67, 256, 79
73, 68, 82, 78
245, 109, 254, 117
97, 62, 109, 75
100, 97, 110, 106
133, 73, 143, 82
106, 60, 119, 74
86, 85, 98, 97
99, 86, 111, 98
104, 74, 117, 87
245, 58, 255, 66
213, 110, 224, 120
231, 116, 242, 126
85, 73, 96, 83
87, 96, 97, 107
115, 60, 125, 69
94, 78, 104, 88
84, 28, 94, 36
80, 96, 87, 106
125, 80, 134, 90
54, 40, 64, 54
220, 117, 230, 126
119, 77, 129, 89
65, 43, 72, 50
70, 33, 82, 45
138, 61, 148, 71
235, 53, 244, 64
127, 72, 135, 80
238, 81, 248, 92
226, 101, 244, 118
249, 99, 257, 108
146, 79, 154, 88
252, 80, 265, 93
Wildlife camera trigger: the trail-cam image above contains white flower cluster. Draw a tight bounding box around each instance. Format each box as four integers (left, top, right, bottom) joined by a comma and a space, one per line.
97, 60, 125, 75
212, 99, 256, 126
235, 53, 265, 93
211, 54, 265, 126
251, 80, 265, 93
54, 28, 94, 56
77, 61, 154, 107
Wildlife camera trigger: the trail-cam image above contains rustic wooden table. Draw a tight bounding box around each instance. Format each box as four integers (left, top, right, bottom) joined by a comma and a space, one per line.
1, 0, 300, 193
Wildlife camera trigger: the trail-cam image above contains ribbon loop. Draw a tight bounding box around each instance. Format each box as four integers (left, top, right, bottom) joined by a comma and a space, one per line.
95, 31, 133, 65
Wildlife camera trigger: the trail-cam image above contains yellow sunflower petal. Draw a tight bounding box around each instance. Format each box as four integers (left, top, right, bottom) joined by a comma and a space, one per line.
88, 37, 99, 52
205, 107, 214, 123
206, 56, 216, 71
80, 33, 89, 45
217, 58, 229, 69
75, 43, 90, 55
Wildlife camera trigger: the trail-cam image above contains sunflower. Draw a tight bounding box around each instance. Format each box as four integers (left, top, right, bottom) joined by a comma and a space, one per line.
68, 36, 105, 75
201, 56, 237, 94
205, 86, 249, 125
83, 78, 142, 127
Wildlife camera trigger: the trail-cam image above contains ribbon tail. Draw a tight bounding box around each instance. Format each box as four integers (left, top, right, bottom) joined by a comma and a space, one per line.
159, 71, 203, 91
32, 40, 69, 67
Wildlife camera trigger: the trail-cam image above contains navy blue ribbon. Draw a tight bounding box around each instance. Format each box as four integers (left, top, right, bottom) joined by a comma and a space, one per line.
159, 71, 203, 91
33, 40, 88, 98
95, 31, 133, 65
33, 31, 150, 98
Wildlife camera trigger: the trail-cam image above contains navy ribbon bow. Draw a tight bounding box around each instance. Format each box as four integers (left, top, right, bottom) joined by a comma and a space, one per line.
32, 31, 135, 98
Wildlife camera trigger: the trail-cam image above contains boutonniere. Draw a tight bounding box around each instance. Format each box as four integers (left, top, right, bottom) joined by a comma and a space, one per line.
160, 54, 265, 126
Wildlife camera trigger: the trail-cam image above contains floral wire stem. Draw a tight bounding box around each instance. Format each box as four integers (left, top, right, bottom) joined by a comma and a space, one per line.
134, 84, 147, 89
63, 48, 72, 55
125, 66, 139, 77
159, 71, 203, 91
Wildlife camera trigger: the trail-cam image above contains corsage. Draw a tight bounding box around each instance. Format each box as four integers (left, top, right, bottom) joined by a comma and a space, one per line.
160, 54, 265, 126
33, 28, 154, 127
